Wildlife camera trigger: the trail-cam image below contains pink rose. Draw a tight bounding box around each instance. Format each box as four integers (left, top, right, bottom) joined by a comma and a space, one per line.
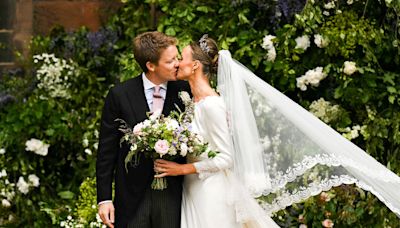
133, 123, 144, 135
154, 140, 170, 156
322, 219, 334, 228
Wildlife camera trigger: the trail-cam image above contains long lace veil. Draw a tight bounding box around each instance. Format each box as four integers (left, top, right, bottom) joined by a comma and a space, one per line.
217, 50, 400, 217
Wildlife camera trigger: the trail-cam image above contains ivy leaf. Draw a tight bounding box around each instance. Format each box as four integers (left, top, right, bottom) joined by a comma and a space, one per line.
58, 191, 75, 199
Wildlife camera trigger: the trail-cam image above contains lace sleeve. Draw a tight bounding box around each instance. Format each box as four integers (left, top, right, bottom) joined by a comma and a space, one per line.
193, 97, 234, 179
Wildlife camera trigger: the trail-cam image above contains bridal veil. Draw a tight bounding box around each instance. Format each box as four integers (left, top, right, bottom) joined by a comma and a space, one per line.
217, 50, 400, 217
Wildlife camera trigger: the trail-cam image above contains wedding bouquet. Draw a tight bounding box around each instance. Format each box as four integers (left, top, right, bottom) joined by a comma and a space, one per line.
116, 91, 216, 190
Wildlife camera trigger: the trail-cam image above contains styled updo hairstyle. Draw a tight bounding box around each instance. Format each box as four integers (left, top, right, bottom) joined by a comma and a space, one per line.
189, 35, 219, 80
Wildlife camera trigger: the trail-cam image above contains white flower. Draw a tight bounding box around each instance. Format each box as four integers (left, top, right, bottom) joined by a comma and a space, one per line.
296, 67, 327, 91
2, 199, 11, 207
0, 148, 5, 154
261, 35, 276, 50
93, 142, 98, 150
168, 146, 177, 156
166, 119, 179, 130
324, 1, 335, 9
295, 35, 310, 50
84, 148, 92, 155
154, 140, 170, 156
17, 177, 30, 194
25, 138, 50, 156
343, 61, 357, 75
179, 91, 191, 104
28, 174, 40, 187
149, 110, 162, 120
266, 46, 277, 62
323, 11, 330, 16
299, 225, 308, 228
180, 143, 188, 156
133, 123, 144, 135
314, 34, 329, 48
82, 138, 89, 147
347, 0, 354, 4
0, 169, 7, 178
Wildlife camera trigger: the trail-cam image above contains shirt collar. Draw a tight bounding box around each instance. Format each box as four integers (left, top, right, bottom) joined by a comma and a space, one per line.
142, 73, 168, 90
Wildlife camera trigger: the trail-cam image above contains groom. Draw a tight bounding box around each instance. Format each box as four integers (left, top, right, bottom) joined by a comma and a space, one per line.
97, 31, 189, 228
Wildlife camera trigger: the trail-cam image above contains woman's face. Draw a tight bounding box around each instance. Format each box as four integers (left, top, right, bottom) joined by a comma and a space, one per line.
177, 45, 195, 80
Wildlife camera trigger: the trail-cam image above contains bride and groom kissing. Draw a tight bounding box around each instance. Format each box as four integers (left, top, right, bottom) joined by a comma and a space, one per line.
96, 31, 280, 228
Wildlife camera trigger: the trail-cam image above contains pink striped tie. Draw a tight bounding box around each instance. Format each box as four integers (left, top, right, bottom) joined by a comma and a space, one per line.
152, 85, 164, 112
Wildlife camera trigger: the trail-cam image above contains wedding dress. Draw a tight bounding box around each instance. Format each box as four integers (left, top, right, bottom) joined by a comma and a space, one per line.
181, 96, 280, 228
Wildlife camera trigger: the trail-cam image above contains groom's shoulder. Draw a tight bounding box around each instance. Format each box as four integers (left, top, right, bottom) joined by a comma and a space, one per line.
110, 75, 141, 93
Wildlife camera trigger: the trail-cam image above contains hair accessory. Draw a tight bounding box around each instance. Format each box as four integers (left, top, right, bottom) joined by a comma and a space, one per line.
199, 34, 210, 54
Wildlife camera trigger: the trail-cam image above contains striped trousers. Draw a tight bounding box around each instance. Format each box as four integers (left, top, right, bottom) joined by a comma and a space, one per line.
127, 185, 181, 228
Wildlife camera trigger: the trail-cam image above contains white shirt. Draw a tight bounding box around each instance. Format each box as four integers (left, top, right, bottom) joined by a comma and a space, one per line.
142, 73, 168, 111
98, 73, 168, 206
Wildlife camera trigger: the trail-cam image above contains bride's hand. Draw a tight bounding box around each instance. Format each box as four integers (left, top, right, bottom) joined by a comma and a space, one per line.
154, 159, 196, 177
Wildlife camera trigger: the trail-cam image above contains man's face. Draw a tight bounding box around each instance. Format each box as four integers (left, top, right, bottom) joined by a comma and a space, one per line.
153, 45, 179, 82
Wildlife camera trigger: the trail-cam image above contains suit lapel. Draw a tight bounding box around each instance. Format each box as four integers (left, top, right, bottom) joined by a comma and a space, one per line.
126, 76, 150, 123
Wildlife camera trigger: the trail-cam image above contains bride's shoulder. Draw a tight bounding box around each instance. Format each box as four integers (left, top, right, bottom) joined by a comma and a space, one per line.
199, 96, 226, 111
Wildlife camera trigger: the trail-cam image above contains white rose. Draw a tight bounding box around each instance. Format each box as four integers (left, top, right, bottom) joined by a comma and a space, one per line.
17, 177, 30, 194
154, 140, 170, 157
314, 34, 329, 48
343, 61, 357, 75
180, 143, 188, 157
0, 148, 5, 154
25, 138, 49, 156
261, 35, 276, 50
295, 35, 310, 50
166, 119, 180, 130
266, 47, 277, 62
2, 199, 11, 207
324, 2, 335, 9
133, 123, 144, 135
28, 174, 40, 187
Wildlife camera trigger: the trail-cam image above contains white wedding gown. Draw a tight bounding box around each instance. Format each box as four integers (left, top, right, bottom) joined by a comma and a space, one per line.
181, 96, 280, 228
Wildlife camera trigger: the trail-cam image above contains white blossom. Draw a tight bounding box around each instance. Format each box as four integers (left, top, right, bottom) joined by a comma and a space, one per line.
180, 143, 188, 156
261, 35, 277, 62
2, 199, 11, 207
82, 138, 89, 147
323, 11, 330, 16
0, 148, 5, 154
17, 177, 30, 194
28, 174, 40, 187
296, 67, 327, 91
261, 35, 276, 50
84, 148, 92, 155
0, 169, 7, 178
343, 61, 357, 75
266, 47, 277, 62
33, 53, 76, 99
347, 0, 354, 4
25, 138, 50, 156
295, 35, 310, 50
324, 1, 335, 9
314, 34, 329, 48
179, 91, 191, 104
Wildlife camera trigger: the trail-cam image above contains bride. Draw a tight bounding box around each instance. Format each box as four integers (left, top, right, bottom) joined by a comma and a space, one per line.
155, 35, 400, 227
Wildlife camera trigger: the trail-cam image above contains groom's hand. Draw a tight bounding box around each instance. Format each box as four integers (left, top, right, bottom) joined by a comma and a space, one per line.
98, 202, 115, 228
